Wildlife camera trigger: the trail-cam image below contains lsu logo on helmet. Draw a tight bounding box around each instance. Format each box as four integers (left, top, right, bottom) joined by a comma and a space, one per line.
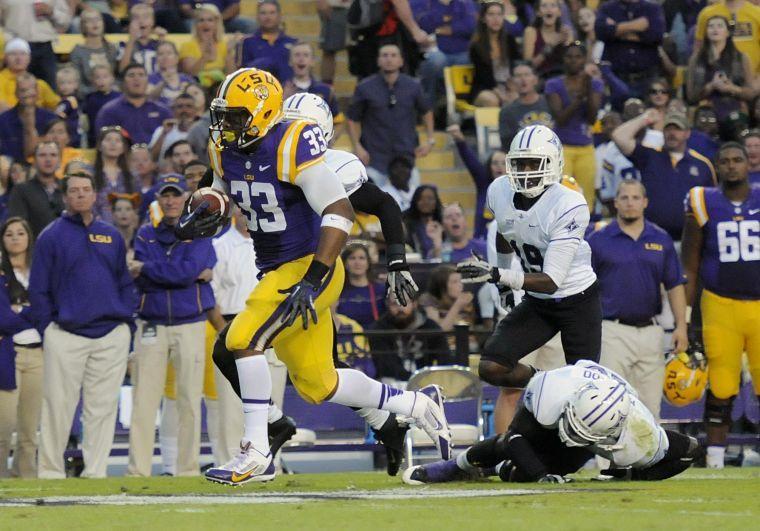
210, 68, 283, 149
663, 350, 708, 406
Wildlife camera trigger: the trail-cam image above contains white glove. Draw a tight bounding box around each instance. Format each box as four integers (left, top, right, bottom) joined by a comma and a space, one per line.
457, 253, 525, 290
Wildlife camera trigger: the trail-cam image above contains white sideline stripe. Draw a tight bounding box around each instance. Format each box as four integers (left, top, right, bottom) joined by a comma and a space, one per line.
0, 488, 568, 507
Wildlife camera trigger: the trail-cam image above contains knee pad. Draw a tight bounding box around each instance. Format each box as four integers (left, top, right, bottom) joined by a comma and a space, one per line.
703, 390, 734, 427
212, 323, 242, 399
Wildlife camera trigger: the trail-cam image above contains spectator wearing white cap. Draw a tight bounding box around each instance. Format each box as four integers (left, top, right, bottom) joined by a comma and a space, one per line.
0, 0, 72, 88
0, 38, 60, 113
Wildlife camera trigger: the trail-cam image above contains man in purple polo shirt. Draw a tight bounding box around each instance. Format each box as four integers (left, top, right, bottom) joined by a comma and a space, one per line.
0, 73, 57, 161
587, 179, 687, 419
237, 0, 297, 83
95, 63, 172, 145
612, 109, 716, 241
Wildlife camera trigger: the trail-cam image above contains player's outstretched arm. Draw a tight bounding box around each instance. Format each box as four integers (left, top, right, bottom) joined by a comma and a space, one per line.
349, 182, 419, 305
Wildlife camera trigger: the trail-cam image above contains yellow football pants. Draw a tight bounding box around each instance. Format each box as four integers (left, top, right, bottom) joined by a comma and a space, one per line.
226, 254, 345, 404
701, 289, 760, 398
562, 144, 596, 210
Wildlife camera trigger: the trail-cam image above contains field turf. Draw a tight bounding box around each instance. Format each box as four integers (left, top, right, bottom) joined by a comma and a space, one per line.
1, 468, 758, 530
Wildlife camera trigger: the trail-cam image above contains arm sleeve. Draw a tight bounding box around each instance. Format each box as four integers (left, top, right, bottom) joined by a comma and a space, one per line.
0, 282, 34, 336
639, 4, 665, 44
349, 182, 405, 247
594, 5, 617, 41
27, 234, 55, 334
684, 187, 709, 227
114, 234, 139, 314
662, 237, 685, 290
454, 140, 491, 194
6, 187, 29, 221
627, 143, 651, 170
542, 203, 590, 287
135, 236, 210, 287
346, 84, 368, 122
52, 0, 73, 29
294, 162, 349, 216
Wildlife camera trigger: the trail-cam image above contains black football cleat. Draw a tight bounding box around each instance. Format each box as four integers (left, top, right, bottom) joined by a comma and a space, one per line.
372, 413, 409, 476
268, 415, 297, 457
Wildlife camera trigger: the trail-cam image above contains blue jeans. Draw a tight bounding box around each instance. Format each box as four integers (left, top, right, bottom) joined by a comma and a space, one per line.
417, 50, 470, 108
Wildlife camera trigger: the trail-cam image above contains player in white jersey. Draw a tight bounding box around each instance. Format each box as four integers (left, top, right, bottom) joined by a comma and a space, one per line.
404, 360, 703, 484
457, 125, 602, 390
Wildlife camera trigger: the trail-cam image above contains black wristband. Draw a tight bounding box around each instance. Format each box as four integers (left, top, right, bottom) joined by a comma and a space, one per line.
304, 260, 330, 286
386, 243, 407, 270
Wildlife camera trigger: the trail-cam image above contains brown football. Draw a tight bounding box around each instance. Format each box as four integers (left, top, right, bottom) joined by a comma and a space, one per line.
189, 187, 230, 217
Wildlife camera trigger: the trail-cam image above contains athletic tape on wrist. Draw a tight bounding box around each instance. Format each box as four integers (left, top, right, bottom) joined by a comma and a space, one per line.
321, 213, 354, 234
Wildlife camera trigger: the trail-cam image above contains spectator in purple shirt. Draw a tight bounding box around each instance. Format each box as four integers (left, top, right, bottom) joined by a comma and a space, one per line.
93, 127, 138, 224
337, 243, 387, 328
595, 0, 666, 100
447, 123, 505, 239
236, 0, 297, 83
545, 42, 604, 209
118, 3, 165, 75
0, 73, 58, 162
439, 202, 487, 263
412, 0, 477, 107
84, 65, 120, 148
95, 63, 172, 145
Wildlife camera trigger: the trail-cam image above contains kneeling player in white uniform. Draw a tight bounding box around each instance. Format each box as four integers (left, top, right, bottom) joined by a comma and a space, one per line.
404, 360, 702, 484
207, 93, 420, 475
458, 125, 602, 390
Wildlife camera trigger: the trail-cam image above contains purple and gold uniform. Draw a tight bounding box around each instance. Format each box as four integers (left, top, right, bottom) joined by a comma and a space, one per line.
686, 185, 760, 397
209, 119, 346, 403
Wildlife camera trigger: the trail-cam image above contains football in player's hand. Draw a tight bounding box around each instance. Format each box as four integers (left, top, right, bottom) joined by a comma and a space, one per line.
189, 187, 230, 217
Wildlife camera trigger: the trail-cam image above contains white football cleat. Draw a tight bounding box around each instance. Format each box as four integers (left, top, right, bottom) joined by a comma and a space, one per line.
204, 440, 275, 486
410, 384, 452, 460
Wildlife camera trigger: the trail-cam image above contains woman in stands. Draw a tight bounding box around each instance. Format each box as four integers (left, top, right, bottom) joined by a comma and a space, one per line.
468, 0, 520, 107
149, 41, 194, 105
419, 265, 475, 332
93, 126, 138, 224
0, 217, 42, 478
686, 15, 756, 138
522, 0, 573, 79
108, 193, 141, 253
180, 3, 229, 87
545, 42, 603, 209
644, 77, 672, 133
403, 184, 444, 260
337, 243, 387, 328
446, 123, 505, 239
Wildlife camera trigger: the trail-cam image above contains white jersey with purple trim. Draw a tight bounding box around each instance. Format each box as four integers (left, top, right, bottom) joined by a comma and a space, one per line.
326, 148, 368, 197
524, 361, 669, 468
486, 177, 596, 299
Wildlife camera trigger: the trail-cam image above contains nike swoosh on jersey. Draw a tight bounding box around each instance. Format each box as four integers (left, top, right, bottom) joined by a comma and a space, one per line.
749, 209, 760, 215
259, 164, 271, 171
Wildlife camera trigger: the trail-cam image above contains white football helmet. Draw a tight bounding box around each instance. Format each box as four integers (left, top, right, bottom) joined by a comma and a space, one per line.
506, 124, 564, 197
283, 93, 334, 144
557, 380, 631, 447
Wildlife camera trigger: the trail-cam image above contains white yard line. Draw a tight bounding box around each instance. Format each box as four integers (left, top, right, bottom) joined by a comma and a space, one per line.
0, 488, 569, 507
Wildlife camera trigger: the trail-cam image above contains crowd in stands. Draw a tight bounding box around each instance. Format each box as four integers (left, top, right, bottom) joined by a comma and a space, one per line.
0, 0, 759, 478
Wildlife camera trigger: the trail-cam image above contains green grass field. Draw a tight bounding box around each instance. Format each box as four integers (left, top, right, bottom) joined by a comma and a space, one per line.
1, 468, 758, 530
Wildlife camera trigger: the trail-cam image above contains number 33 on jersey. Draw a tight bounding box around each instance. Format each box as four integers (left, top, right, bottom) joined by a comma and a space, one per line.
209, 119, 328, 272
686, 185, 760, 299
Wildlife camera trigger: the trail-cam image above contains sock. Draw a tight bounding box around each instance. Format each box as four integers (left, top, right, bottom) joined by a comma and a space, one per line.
356, 408, 391, 430
267, 399, 284, 424
706, 445, 725, 467
236, 355, 271, 454
329, 369, 417, 416
457, 450, 476, 471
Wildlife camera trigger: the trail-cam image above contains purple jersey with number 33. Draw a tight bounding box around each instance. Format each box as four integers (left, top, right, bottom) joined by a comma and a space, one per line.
209, 119, 329, 272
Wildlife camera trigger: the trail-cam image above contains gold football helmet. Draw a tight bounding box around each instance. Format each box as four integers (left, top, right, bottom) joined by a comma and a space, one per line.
210, 68, 283, 149
663, 349, 708, 407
